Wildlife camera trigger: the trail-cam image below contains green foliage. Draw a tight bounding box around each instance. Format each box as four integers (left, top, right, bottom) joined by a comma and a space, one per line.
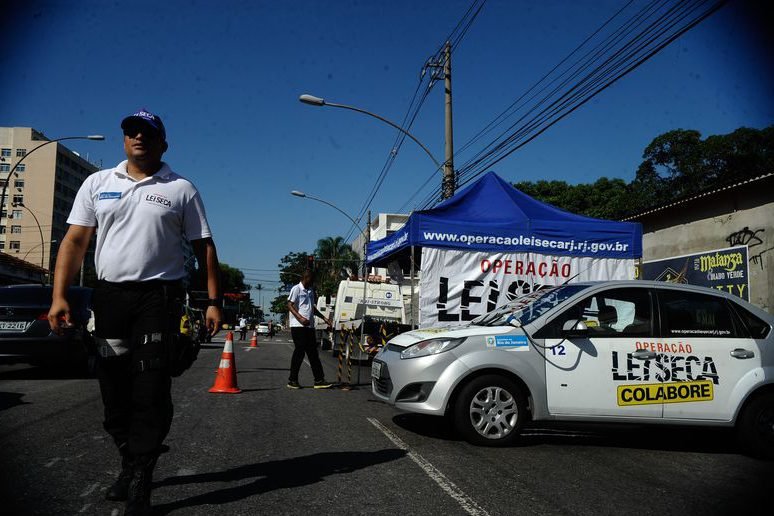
273, 238, 359, 315
278, 251, 311, 291
272, 251, 313, 323
270, 294, 288, 318
515, 126, 773, 219
314, 236, 360, 298
219, 263, 248, 293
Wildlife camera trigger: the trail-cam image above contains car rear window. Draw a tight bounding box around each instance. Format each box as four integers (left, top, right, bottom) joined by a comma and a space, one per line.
0, 286, 53, 304
658, 289, 743, 338
0, 286, 91, 306
730, 303, 771, 339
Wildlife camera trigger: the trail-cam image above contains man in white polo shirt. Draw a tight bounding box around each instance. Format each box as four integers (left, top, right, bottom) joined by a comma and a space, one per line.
287, 269, 332, 389
48, 109, 222, 515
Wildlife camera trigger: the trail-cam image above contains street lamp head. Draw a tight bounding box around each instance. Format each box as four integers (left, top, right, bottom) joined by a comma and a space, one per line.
290, 190, 306, 198
299, 94, 325, 107
87, 135, 106, 140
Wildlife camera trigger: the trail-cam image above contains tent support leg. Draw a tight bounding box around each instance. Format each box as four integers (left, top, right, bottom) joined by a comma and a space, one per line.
410, 245, 415, 329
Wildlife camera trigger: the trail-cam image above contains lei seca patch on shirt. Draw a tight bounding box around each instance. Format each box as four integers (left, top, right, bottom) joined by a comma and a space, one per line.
98, 192, 122, 200
143, 193, 173, 208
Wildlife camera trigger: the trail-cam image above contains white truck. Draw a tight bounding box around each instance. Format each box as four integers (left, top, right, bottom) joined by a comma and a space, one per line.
331, 280, 410, 356
314, 295, 336, 349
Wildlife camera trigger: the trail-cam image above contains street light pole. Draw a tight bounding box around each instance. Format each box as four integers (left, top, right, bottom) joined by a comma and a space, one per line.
0, 135, 105, 225
22, 239, 57, 262
298, 94, 458, 198
12, 201, 45, 282
291, 190, 369, 386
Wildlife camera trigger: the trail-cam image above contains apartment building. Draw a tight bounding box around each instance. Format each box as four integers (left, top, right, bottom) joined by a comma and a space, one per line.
0, 127, 99, 283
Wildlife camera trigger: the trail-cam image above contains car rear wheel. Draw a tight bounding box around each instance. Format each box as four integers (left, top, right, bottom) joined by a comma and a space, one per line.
454, 374, 526, 446
737, 391, 774, 460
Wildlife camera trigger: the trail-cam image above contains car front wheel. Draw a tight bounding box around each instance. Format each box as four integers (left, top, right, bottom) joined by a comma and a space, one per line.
453, 374, 527, 446
737, 391, 774, 460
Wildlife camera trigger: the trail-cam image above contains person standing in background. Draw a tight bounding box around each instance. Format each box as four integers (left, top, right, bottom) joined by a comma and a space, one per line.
286, 269, 332, 389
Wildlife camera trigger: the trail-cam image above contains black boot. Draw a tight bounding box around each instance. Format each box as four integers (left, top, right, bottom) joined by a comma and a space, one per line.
105, 452, 133, 501
124, 456, 157, 516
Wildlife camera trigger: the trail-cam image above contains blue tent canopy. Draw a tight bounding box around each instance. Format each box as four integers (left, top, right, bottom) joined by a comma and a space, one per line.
366, 172, 642, 266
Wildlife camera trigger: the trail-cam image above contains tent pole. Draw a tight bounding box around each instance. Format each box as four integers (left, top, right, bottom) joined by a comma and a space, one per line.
410, 245, 415, 329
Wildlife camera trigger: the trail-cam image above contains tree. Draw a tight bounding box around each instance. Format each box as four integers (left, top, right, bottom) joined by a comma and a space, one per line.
277, 251, 310, 292
219, 263, 248, 293
314, 236, 360, 298
515, 125, 773, 220
270, 293, 288, 318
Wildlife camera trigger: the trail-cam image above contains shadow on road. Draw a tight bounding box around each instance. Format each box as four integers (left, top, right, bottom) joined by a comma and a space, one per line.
520, 423, 746, 455
392, 413, 461, 441
393, 412, 752, 456
0, 391, 29, 412
153, 449, 406, 514
0, 364, 94, 380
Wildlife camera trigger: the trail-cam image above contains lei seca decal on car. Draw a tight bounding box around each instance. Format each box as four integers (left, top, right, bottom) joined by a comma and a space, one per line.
611, 351, 719, 385
617, 380, 714, 406
485, 335, 529, 350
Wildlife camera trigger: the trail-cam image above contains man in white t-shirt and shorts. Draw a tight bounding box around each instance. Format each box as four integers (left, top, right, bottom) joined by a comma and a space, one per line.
48, 109, 223, 515
287, 269, 332, 389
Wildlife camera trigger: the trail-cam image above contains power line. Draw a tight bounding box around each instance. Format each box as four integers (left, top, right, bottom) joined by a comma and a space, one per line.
458, 0, 724, 187
416, 0, 728, 210
342, 0, 488, 242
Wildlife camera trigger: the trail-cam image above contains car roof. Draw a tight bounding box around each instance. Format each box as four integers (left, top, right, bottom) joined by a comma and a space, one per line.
538, 280, 770, 320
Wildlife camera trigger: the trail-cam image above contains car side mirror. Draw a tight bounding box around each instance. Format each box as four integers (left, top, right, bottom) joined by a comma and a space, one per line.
562, 319, 588, 338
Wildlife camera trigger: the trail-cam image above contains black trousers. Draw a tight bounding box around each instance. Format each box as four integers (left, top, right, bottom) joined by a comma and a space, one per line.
93, 281, 183, 459
289, 327, 325, 383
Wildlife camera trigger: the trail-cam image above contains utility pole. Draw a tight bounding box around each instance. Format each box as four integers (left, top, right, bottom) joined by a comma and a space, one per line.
427, 42, 456, 199
442, 41, 455, 199
364, 210, 371, 280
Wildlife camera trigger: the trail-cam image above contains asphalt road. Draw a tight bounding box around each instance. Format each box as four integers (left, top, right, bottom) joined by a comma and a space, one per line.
1, 330, 771, 515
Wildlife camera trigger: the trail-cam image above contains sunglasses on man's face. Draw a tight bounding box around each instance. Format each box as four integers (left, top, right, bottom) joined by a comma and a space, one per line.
123, 124, 161, 140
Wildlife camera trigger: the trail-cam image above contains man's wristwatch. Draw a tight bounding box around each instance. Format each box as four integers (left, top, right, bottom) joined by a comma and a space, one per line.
208, 298, 222, 307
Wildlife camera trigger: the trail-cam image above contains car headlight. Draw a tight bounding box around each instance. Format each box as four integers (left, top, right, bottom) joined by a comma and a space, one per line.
400, 337, 465, 359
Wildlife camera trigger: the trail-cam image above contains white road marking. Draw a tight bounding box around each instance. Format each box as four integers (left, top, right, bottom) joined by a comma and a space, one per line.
176, 468, 196, 476
78, 504, 92, 513
110, 509, 120, 516
367, 417, 490, 516
44, 457, 61, 468
79, 482, 99, 497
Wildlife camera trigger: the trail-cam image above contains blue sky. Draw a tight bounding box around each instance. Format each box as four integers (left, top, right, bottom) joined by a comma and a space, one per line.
1, 0, 771, 309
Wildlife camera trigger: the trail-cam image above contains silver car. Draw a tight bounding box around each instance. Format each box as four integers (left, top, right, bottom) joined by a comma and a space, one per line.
371, 281, 774, 458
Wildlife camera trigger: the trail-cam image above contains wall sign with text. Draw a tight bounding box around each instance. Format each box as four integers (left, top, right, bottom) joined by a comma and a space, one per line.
419, 248, 634, 328
639, 245, 749, 301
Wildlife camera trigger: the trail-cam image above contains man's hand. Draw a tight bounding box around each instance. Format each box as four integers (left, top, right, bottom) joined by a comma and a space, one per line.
48, 297, 73, 335
297, 315, 310, 327
206, 306, 223, 336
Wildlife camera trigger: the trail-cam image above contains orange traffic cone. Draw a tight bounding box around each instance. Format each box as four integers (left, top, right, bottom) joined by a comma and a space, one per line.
249, 330, 258, 348
208, 331, 241, 393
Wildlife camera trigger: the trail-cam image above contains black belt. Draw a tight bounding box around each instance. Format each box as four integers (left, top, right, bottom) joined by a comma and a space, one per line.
97, 279, 183, 291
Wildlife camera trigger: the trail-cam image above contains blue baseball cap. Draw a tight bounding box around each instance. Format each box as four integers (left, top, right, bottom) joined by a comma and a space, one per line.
121, 109, 166, 140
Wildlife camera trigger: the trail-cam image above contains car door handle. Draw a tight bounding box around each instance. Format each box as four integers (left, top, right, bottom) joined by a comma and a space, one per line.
632, 349, 656, 360
730, 348, 755, 359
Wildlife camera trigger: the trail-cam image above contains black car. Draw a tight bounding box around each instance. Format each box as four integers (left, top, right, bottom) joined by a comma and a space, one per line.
0, 285, 95, 372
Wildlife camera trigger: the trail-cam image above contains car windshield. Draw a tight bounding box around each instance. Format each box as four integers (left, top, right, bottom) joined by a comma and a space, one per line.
471, 285, 589, 327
